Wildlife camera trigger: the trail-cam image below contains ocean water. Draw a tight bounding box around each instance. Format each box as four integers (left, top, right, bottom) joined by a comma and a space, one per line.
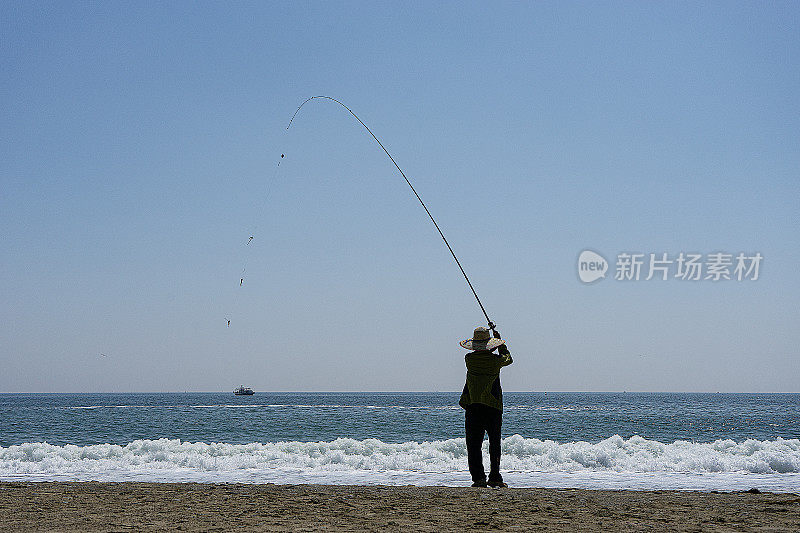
1, 392, 798, 492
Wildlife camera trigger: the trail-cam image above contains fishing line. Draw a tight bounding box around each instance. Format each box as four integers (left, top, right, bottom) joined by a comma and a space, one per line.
227, 150, 283, 328
287, 95, 497, 332
225, 253, 247, 328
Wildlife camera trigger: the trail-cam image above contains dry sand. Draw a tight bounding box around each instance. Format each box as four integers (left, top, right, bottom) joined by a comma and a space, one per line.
0, 482, 798, 532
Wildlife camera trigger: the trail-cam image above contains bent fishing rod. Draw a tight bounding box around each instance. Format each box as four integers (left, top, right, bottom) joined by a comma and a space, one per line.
287, 96, 499, 334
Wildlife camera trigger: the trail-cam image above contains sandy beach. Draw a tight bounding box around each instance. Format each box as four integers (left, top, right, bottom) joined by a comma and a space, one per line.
0, 482, 797, 532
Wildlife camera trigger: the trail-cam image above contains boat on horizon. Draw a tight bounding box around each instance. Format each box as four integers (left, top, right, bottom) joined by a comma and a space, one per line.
233, 385, 254, 395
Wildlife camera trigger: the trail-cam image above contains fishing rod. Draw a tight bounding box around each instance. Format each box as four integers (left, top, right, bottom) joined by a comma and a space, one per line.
287, 96, 498, 334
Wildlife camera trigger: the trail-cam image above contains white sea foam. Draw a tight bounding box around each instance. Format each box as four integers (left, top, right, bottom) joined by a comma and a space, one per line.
51, 404, 463, 411
49, 404, 580, 411
1, 435, 799, 491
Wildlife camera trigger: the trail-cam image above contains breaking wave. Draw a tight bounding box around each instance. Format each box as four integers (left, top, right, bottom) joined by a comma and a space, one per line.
30, 404, 586, 411
2, 435, 799, 480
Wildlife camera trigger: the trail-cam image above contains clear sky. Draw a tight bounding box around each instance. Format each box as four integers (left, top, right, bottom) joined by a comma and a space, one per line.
1, 1, 798, 393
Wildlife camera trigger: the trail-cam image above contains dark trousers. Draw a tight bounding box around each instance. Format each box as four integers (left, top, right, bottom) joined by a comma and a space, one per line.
465, 403, 503, 483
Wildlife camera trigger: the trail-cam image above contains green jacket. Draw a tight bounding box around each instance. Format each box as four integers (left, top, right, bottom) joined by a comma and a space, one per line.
459, 349, 513, 412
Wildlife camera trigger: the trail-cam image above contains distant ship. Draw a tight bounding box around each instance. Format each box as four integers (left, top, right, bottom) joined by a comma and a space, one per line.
233, 385, 254, 395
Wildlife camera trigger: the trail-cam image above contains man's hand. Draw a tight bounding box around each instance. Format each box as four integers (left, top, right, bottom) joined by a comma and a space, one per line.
492, 329, 502, 339
498, 343, 510, 356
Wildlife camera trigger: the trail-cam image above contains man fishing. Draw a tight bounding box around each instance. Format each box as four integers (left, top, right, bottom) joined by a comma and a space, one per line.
289, 99, 514, 487
459, 326, 513, 488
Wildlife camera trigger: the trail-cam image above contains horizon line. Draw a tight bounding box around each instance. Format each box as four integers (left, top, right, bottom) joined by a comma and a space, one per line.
2, 390, 799, 395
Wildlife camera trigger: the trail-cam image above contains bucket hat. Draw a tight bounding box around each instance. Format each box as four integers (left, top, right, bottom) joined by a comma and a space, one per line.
459, 326, 505, 352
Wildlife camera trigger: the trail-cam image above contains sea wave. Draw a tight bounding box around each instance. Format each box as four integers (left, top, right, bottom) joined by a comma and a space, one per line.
19, 404, 587, 411
2, 435, 799, 478
35, 404, 464, 411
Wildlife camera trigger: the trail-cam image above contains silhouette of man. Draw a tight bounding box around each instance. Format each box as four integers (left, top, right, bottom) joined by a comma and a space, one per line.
459, 326, 513, 487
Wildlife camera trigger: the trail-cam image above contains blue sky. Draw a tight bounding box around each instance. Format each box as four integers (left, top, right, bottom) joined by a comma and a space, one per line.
1, 1, 798, 392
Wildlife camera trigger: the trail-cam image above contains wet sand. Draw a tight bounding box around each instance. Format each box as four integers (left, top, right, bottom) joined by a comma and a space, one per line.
0, 482, 798, 532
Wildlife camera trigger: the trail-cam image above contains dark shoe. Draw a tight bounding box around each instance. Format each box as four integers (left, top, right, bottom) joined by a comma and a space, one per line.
471, 480, 488, 487
488, 480, 508, 488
